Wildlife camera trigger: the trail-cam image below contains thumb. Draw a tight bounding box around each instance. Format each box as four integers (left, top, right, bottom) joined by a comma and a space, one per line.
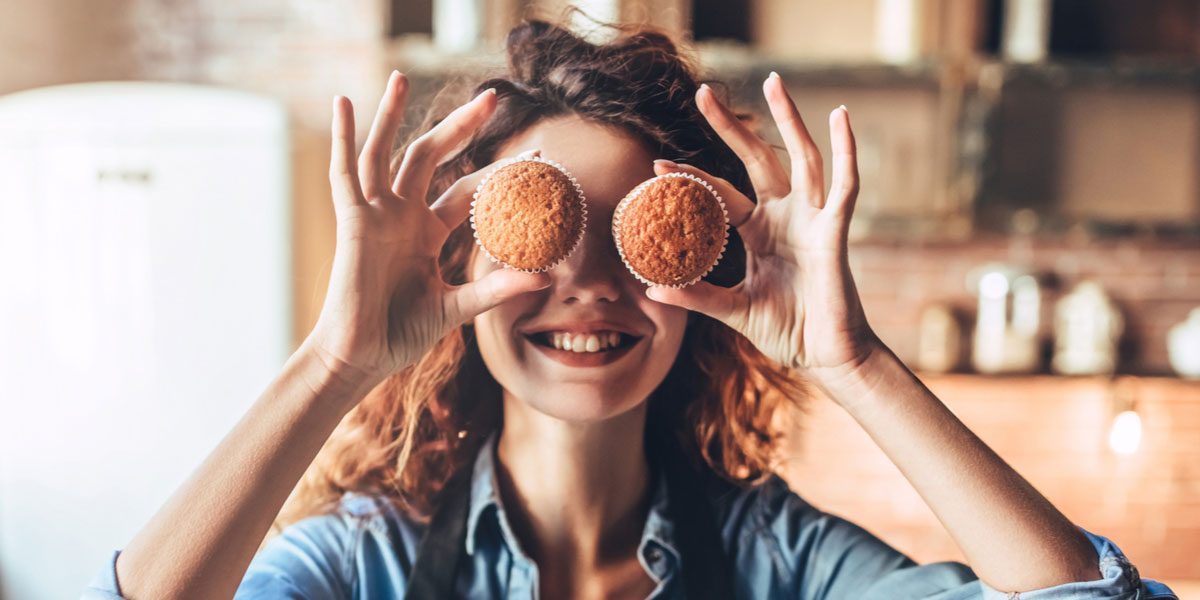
445, 269, 551, 325
645, 281, 745, 329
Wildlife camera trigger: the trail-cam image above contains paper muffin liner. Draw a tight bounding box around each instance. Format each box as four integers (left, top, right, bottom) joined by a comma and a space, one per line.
469, 154, 588, 274
611, 171, 730, 289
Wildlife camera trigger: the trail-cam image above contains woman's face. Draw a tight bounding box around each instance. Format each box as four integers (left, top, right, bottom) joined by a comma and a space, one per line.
470, 115, 689, 423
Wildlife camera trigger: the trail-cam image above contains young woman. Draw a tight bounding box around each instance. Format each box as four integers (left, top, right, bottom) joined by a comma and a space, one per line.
86, 20, 1174, 600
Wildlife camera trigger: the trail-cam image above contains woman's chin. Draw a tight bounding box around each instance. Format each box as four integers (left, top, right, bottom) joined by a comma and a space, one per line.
515, 383, 649, 423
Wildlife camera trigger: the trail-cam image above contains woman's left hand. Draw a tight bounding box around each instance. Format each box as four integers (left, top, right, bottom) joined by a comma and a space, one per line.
647, 74, 881, 386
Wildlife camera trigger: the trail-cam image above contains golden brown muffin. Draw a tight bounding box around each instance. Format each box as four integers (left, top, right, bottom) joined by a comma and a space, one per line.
613, 172, 729, 287
471, 157, 587, 272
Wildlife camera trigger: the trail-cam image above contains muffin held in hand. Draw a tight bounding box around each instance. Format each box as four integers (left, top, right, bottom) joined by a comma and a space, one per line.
613, 172, 729, 288
470, 156, 587, 273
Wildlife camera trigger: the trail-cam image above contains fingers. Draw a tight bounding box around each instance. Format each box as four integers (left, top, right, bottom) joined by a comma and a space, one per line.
329, 95, 363, 213
695, 84, 791, 200
393, 88, 498, 203
359, 71, 410, 201
651, 160, 755, 228
826, 106, 859, 224
429, 150, 541, 230
763, 73, 824, 204
444, 269, 551, 326
645, 281, 746, 329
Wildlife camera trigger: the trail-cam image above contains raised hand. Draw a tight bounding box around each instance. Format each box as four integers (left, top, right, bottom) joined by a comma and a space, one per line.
647, 73, 880, 384
308, 71, 550, 385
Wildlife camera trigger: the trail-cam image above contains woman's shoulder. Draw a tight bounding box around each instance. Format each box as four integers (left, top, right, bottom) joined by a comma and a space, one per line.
294, 490, 428, 555
708, 474, 921, 571
235, 492, 425, 598
709, 472, 829, 536
709, 475, 979, 598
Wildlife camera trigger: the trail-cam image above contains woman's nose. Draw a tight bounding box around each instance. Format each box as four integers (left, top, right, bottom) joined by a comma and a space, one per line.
550, 223, 624, 305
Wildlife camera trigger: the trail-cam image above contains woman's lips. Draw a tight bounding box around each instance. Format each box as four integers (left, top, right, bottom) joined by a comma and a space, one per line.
523, 333, 641, 367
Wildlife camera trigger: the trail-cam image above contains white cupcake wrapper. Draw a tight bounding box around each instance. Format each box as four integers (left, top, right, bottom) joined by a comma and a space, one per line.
611, 171, 730, 289
469, 155, 588, 274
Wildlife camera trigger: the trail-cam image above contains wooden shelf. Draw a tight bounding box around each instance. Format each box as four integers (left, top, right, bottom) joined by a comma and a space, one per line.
987, 59, 1200, 90
912, 371, 1200, 392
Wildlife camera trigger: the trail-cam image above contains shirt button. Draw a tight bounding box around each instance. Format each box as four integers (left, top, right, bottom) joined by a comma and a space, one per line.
646, 547, 664, 563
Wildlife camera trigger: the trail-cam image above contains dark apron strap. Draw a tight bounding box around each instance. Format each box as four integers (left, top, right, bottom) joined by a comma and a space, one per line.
656, 438, 737, 600
403, 467, 473, 599
403, 440, 736, 599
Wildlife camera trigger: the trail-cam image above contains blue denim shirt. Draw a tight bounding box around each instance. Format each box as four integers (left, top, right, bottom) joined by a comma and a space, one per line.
84, 432, 1176, 599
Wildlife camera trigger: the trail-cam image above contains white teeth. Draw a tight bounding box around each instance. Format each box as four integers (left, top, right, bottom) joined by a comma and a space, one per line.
543, 331, 627, 353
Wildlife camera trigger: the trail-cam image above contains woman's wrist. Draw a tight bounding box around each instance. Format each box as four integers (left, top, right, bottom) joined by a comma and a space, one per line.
293, 338, 383, 412
805, 335, 903, 411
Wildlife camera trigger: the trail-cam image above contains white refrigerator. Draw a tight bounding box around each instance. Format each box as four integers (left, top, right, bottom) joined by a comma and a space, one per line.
0, 82, 292, 599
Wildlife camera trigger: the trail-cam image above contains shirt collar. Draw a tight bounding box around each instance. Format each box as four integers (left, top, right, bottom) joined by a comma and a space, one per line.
463, 430, 682, 573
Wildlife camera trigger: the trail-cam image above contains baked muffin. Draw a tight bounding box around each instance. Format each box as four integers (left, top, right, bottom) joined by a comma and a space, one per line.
612, 172, 729, 287
470, 156, 587, 272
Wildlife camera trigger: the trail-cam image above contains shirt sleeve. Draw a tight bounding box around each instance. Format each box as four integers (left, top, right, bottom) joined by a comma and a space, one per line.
754, 477, 1178, 600
80, 550, 126, 600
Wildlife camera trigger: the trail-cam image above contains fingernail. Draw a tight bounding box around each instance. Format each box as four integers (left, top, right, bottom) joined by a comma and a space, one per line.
654, 159, 679, 169
698, 83, 710, 93
839, 104, 848, 113
768, 71, 780, 80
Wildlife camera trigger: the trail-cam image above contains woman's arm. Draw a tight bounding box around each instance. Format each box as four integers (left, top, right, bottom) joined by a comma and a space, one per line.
647, 74, 1098, 593
112, 71, 548, 599
813, 340, 1098, 591
114, 343, 375, 599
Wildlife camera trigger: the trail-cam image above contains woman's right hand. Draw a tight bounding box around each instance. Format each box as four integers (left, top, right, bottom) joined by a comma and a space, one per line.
306, 71, 550, 388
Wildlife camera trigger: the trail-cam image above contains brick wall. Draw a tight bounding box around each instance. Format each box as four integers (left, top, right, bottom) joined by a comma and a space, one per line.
781, 374, 1200, 590
789, 236, 1200, 592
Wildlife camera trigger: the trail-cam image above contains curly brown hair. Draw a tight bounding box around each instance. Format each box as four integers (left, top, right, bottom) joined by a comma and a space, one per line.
278, 17, 809, 529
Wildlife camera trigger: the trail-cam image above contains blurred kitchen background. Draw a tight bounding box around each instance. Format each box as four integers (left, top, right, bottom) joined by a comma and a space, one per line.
1, 0, 1198, 597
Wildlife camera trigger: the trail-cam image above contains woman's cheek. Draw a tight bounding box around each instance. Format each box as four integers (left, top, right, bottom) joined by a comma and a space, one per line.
644, 299, 689, 357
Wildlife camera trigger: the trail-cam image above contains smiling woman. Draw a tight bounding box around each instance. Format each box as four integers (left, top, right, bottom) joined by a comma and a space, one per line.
284, 19, 803, 530
84, 16, 1175, 600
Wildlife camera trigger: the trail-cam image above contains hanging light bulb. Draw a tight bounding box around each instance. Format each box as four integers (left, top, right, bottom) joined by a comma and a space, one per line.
1107, 378, 1142, 456
1108, 409, 1142, 455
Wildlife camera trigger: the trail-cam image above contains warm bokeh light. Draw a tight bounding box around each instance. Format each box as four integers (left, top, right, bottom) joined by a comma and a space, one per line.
1108, 409, 1143, 456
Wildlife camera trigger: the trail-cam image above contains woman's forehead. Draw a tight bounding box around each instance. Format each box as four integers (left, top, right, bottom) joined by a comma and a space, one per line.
494, 115, 656, 212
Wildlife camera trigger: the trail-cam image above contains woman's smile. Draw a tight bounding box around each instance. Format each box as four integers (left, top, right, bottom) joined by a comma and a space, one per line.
518, 314, 651, 370
522, 324, 645, 368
